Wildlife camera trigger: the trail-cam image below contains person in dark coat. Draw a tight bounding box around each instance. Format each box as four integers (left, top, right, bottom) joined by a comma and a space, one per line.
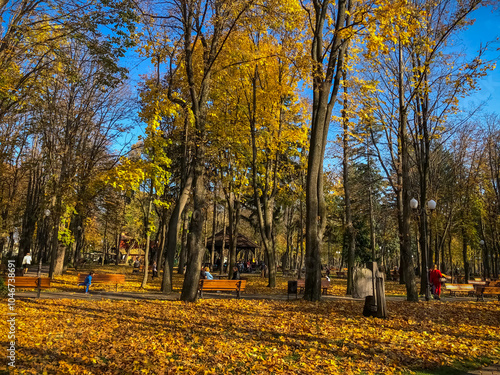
231, 266, 240, 280
152, 261, 158, 278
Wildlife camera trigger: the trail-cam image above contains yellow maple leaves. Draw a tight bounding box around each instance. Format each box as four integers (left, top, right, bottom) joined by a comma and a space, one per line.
2, 296, 499, 374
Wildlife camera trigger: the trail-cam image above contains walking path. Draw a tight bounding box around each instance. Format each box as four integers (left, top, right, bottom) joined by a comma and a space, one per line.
466, 365, 500, 375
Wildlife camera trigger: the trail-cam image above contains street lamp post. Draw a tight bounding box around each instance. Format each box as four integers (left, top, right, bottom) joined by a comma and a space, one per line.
427, 200, 436, 300
411, 198, 436, 301
479, 240, 485, 279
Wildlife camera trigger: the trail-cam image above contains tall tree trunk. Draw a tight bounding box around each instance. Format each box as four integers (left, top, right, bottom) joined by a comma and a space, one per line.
462, 228, 469, 283
180, 153, 207, 301
102, 220, 108, 266
342, 82, 355, 295
480, 218, 490, 279
217, 206, 225, 274
448, 231, 453, 281
210, 190, 217, 267
367, 144, 376, 262
17, 168, 42, 268
178, 212, 189, 274
399, 41, 418, 302
50, 193, 65, 277
304, 0, 349, 302
141, 192, 154, 289
227, 195, 241, 280
249, 66, 277, 288
162, 174, 192, 293
157, 209, 168, 270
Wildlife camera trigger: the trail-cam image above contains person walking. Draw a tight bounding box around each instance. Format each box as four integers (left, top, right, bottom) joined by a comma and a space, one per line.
429, 264, 443, 300
22, 252, 32, 275
132, 257, 140, 273
152, 261, 158, 278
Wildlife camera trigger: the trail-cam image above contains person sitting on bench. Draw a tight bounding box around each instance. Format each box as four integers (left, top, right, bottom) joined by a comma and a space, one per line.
231, 266, 240, 280
204, 267, 214, 280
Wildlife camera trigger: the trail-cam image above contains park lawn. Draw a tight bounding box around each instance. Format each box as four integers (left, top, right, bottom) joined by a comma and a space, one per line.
1, 298, 498, 374
47, 265, 408, 296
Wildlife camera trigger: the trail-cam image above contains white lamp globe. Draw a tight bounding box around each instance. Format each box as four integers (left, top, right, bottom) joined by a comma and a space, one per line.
410, 198, 418, 209
427, 200, 436, 210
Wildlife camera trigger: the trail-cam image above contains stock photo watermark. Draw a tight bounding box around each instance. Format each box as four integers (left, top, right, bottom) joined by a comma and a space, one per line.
6, 259, 16, 367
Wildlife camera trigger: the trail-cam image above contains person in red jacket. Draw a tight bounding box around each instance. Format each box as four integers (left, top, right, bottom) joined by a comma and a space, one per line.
429, 264, 443, 300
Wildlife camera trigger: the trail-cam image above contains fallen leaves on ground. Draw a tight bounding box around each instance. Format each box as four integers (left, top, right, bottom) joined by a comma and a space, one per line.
1, 298, 498, 374
45, 265, 407, 296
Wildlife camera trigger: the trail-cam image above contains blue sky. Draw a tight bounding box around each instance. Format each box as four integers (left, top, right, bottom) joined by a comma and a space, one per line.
457, 5, 500, 113
119, 3, 500, 150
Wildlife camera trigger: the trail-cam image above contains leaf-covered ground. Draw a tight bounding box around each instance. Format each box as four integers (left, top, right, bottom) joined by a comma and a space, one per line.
1, 297, 499, 374
47, 265, 408, 296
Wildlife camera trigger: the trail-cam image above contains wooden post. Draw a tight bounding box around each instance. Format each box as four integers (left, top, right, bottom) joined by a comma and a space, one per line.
375, 267, 387, 319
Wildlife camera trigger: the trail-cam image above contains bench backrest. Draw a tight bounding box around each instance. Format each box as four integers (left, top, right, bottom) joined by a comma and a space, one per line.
199, 279, 247, 291
296, 279, 330, 288
2, 276, 50, 288
77, 274, 125, 283
445, 284, 473, 290
487, 281, 500, 287
468, 281, 487, 285
479, 286, 500, 294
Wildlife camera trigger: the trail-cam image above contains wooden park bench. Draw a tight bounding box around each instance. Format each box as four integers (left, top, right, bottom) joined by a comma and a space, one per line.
77, 273, 125, 292
336, 271, 346, 278
296, 279, 331, 295
444, 284, 474, 296
198, 279, 247, 298
2, 276, 51, 289
2, 276, 51, 298
476, 286, 500, 301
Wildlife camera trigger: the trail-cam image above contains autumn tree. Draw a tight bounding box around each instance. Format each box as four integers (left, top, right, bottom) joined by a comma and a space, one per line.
357, 0, 493, 300
301, 0, 359, 301
135, 0, 257, 301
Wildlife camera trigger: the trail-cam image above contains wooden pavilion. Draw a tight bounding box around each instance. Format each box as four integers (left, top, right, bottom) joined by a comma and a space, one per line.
206, 229, 260, 261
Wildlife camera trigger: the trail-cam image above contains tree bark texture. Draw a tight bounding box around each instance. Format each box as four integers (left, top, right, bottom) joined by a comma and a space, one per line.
305, 0, 349, 302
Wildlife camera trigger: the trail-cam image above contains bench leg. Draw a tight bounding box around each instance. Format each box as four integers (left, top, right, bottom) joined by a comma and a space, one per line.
36, 278, 42, 299
237, 289, 240, 299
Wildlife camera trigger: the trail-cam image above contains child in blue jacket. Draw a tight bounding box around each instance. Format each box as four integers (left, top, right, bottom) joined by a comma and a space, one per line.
78, 271, 95, 293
